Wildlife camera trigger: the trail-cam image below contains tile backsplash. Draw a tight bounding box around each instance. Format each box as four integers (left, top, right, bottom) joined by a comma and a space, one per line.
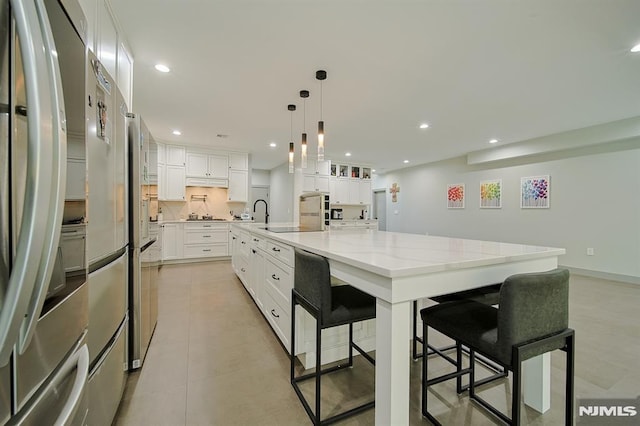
151, 186, 247, 220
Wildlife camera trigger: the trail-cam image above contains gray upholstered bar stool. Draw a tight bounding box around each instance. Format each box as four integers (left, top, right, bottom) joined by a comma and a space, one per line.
420, 268, 575, 425
290, 248, 376, 425
412, 283, 502, 360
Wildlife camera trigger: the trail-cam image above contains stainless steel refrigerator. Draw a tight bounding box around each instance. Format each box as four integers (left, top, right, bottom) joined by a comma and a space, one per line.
127, 114, 159, 369
85, 50, 129, 426
1, 0, 89, 423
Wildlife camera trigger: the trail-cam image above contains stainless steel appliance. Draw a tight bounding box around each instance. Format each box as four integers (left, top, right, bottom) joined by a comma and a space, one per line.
127, 114, 159, 369
85, 47, 129, 426
1, 0, 89, 422
299, 192, 330, 230
331, 208, 343, 220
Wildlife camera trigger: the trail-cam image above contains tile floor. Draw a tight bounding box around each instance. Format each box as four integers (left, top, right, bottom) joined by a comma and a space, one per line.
114, 261, 640, 425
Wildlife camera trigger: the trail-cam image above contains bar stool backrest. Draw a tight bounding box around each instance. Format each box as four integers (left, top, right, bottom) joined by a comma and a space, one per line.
497, 268, 570, 365
294, 248, 333, 321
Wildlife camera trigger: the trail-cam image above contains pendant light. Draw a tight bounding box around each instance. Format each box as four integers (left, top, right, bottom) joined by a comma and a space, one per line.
300, 90, 309, 169
316, 70, 326, 161
288, 104, 296, 173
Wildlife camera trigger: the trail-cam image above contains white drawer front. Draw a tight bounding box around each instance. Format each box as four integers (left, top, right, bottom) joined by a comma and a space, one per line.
183, 244, 228, 258
250, 234, 267, 251
239, 232, 251, 257
263, 288, 291, 352
264, 256, 293, 306
266, 239, 294, 266
184, 229, 227, 244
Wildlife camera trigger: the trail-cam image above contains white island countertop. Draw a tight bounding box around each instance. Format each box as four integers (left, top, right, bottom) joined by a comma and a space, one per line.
236, 223, 565, 280
234, 223, 566, 424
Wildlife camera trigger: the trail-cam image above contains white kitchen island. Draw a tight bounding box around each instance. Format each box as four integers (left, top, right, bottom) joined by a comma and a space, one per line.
234, 225, 566, 425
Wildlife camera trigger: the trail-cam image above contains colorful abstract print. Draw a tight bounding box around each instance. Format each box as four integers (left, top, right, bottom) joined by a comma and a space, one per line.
521, 176, 549, 208
480, 180, 501, 208
447, 184, 464, 208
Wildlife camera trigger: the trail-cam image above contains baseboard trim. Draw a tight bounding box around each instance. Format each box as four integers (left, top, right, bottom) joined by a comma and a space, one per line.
562, 265, 640, 285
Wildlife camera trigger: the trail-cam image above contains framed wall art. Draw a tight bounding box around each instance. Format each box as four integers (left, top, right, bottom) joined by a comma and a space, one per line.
447, 183, 465, 209
520, 175, 550, 208
480, 179, 502, 208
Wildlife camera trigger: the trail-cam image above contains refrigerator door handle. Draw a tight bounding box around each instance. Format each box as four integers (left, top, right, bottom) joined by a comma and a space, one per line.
54, 344, 89, 426
18, 0, 68, 355
0, 0, 63, 366
11, 343, 90, 426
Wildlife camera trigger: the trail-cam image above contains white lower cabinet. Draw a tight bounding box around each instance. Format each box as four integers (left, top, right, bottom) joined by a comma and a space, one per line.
249, 247, 264, 308
161, 222, 232, 261
161, 223, 183, 260
183, 222, 228, 259
230, 226, 376, 365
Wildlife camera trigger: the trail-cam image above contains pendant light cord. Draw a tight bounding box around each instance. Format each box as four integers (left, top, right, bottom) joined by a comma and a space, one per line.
319, 80, 323, 121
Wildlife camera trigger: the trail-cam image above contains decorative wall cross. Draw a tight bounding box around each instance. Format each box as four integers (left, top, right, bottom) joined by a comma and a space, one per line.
390, 183, 400, 203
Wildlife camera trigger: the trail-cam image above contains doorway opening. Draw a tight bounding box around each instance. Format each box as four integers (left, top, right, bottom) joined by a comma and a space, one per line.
373, 189, 387, 231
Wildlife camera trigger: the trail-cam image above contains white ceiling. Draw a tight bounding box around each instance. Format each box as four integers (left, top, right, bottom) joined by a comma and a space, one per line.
108, 0, 640, 173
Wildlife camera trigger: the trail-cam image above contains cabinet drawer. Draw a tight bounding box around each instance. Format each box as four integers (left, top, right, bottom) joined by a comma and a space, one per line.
264, 256, 293, 306
263, 288, 291, 352
249, 233, 266, 251
184, 229, 227, 244
266, 239, 294, 266
235, 256, 249, 288
184, 222, 228, 230
238, 231, 251, 258
183, 244, 227, 258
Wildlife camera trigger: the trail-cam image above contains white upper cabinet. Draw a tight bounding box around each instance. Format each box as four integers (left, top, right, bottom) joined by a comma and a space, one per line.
228, 170, 249, 202
165, 165, 186, 201
157, 142, 166, 164
97, 0, 117, 77
117, 43, 133, 108
186, 152, 228, 179
229, 152, 248, 170
303, 175, 330, 193
317, 160, 330, 176
166, 145, 186, 166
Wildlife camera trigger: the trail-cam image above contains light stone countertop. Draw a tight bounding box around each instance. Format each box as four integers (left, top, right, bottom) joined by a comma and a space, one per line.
157, 219, 251, 224
232, 223, 565, 279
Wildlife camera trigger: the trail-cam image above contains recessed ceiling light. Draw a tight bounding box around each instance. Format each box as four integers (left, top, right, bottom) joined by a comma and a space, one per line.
371, 169, 376, 173
489, 139, 498, 144
631, 43, 640, 53
345, 152, 352, 157
172, 130, 182, 136
154, 64, 170, 73
269, 142, 277, 148
403, 160, 409, 164
419, 123, 429, 129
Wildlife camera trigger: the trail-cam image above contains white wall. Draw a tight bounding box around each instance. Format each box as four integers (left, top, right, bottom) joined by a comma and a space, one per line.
374, 142, 640, 282
251, 169, 270, 186
269, 162, 294, 223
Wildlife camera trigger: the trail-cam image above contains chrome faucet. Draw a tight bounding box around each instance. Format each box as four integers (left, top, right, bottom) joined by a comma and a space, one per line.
253, 199, 269, 224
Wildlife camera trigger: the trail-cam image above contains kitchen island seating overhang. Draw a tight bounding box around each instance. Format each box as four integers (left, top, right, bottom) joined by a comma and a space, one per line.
230, 223, 565, 425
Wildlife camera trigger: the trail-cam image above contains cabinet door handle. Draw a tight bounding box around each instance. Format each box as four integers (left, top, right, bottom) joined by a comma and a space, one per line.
240, 267, 246, 272
270, 309, 279, 318
232, 236, 236, 240
252, 249, 256, 254
202, 235, 211, 238
271, 247, 280, 252
241, 241, 246, 245
271, 274, 280, 281
203, 249, 212, 252
253, 238, 259, 242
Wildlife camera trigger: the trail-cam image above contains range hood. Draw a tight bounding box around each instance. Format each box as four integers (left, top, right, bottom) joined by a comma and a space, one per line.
185, 177, 228, 188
